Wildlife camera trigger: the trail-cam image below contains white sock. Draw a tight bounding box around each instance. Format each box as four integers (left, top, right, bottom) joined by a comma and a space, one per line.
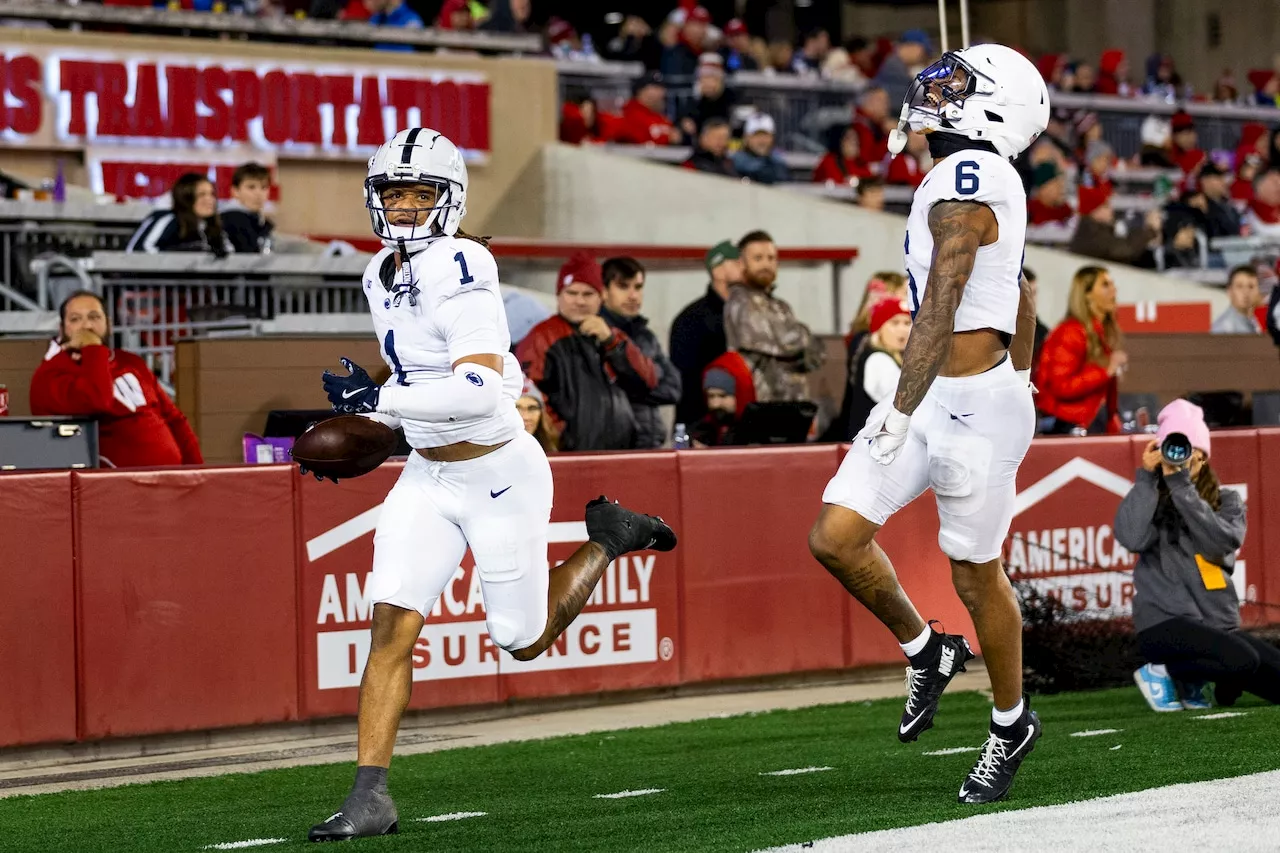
1149, 663, 1169, 678
899, 624, 933, 658
992, 699, 1025, 727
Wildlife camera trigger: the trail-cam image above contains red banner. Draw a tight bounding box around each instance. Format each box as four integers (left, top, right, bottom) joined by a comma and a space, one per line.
1, 49, 490, 157
298, 453, 683, 719
298, 463, 501, 719
74, 467, 300, 739
5, 431, 1280, 746
1005, 437, 1138, 615
677, 445, 849, 682
0, 472, 77, 747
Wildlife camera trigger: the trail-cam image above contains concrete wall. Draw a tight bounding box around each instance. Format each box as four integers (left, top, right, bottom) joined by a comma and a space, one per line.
489, 144, 1230, 348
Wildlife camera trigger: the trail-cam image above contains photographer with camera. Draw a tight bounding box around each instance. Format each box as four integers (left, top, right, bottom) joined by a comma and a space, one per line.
1115, 399, 1280, 711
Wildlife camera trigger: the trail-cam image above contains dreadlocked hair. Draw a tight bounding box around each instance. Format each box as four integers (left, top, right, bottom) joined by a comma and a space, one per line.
454, 228, 491, 248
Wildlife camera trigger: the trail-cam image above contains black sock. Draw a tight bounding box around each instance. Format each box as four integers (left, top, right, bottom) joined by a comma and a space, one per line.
352, 765, 388, 794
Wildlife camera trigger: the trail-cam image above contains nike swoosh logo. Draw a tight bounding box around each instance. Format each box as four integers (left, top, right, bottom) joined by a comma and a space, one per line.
958, 785, 970, 799
341, 387, 368, 399
1011, 721, 1037, 756
900, 711, 927, 736
490, 486, 512, 499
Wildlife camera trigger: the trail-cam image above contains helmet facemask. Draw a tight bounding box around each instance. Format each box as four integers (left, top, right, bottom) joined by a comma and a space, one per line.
901, 52, 993, 135
365, 175, 463, 254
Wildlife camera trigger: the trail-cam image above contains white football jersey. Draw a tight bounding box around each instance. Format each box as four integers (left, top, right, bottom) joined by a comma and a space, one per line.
361, 236, 524, 448
904, 149, 1026, 336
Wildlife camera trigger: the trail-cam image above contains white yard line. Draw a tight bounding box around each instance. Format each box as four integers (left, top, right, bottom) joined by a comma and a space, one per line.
760, 767, 834, 776
922, 747, 979, 756
203, 840, 287, 850
593, 788, 664, 799
416, 811, 487, 822
1070, 728, 1122, 737
753, 770, 1280, 853
1194, 712, 1249, 720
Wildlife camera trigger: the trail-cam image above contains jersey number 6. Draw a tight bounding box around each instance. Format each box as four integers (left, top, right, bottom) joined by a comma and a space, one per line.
955, 161, 980, 196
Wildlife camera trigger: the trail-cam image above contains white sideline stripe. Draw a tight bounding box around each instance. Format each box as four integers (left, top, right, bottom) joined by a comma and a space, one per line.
203, 840, 287, 850
751, 770, 1280, 853
306, 506, 587, 561
416, 811, 487, 822
760, 766, 834, 776
1195, 712, 1248, 720
594, 788, 664, 799
1110, 745, 1123, 750
922, 747, 978, 756
1070, 728, 1122, 737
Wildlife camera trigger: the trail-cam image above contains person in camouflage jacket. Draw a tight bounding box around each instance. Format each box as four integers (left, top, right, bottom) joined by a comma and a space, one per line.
724, 230, 825, 402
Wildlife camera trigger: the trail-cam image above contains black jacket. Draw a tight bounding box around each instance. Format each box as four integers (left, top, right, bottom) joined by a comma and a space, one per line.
669, 285, 728, 425
219, 202, 275, 253
515, 314, 658, 451
600, 307, 682, 448
685, 147, 739, 177
125, 211, 230, 256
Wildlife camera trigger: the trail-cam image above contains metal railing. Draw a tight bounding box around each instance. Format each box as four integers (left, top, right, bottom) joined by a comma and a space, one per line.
0, 0, 540, 53
68, 252, 372, 386
558, 64, 1280, 161
0, 201, 148, 310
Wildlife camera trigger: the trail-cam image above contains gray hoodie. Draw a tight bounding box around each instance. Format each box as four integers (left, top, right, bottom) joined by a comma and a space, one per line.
1113, 467, 1246, 633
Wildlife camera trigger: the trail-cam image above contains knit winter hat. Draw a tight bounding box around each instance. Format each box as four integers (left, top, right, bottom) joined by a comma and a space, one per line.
703, 367, 736, 395
557, 253, 604, 294
1156, 398, 1211, 458
870, 297, 911, 333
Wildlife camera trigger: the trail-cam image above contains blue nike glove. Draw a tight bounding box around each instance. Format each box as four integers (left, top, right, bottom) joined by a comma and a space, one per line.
323, 358, 380, 413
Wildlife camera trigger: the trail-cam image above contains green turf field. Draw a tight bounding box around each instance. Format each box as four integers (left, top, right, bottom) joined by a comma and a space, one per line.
4, 688, 1278, 853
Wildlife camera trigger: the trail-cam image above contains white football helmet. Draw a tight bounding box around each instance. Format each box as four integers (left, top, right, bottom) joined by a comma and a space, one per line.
887, 43, 1050, 160
365, 127, 468, 254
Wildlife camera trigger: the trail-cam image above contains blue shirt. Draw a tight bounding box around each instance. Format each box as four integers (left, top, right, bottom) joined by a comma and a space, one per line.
370, 2, 424, 52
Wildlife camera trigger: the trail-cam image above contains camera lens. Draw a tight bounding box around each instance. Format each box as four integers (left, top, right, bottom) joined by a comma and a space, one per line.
1161, 432, 1192, 465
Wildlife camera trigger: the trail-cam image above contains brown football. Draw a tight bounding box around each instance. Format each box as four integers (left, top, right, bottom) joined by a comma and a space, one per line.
291, 415, 399, 480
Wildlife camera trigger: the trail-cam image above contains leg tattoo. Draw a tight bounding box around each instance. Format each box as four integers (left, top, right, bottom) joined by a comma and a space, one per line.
509, 541, 610, 661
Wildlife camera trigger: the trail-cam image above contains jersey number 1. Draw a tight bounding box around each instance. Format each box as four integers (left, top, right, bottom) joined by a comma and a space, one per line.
384, 330, 409, 386
955, 161, 980, 196
453, 251, 475, 286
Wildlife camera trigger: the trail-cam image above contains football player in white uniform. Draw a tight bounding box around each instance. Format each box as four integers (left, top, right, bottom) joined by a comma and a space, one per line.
306, 128, 677, 842
809, 44, 1048, 804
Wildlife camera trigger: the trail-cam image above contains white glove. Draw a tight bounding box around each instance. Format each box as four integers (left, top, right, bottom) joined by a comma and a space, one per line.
1015, 368, 1038, 395
868, 407, 911, 466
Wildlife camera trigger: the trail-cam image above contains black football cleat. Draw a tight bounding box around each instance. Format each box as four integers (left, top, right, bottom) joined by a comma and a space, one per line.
308, 791, 399, 843
585, 496, 677, 561
898, 626, 975, 743
959, 700, 1041, 804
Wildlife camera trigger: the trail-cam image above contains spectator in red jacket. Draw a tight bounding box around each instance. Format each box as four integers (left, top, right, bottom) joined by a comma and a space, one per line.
30, 291, 203, 468
516, 254, 659, 451
560, 96, 605, 145
1028, 162, 1074, 225
851, 86, 892, 165
884, 129, 930, 187
609, 71, 680, 146
1081, 140, 1115, 195
1096, 49, 1131, 96
1034, 266, 1128, 435
812, 126, 873, 185
1169, 111, 1207, 176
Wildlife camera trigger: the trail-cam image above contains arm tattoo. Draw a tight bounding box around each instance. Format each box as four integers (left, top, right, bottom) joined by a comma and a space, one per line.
892, 201, 987, 415
1010, 275, 1038, 372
